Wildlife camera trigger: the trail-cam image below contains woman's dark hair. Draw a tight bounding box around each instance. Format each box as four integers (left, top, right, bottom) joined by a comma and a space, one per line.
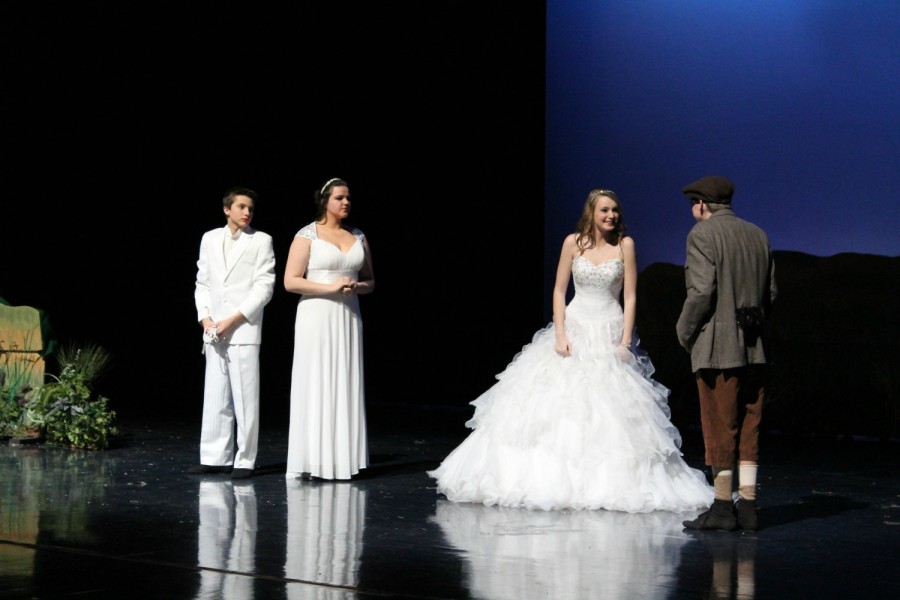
314, 178, 349, 220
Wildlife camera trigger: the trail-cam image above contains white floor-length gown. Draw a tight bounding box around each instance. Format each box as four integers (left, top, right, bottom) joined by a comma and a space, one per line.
428, 255, 714, 512
286, 222, 368, 480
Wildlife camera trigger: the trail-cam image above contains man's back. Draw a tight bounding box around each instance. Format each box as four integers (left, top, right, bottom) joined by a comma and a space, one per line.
678, 203, 776, 370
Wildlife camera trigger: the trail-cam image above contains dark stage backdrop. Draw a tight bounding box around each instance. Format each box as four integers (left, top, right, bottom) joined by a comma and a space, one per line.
7, 3, 897, 439
3, 3, 548, 423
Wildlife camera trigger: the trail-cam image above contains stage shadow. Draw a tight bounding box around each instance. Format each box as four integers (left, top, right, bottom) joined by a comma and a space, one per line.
758, 493, 868, 529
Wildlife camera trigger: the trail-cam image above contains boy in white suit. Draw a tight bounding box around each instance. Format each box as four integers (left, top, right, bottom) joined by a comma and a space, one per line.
190, 186, 276, 479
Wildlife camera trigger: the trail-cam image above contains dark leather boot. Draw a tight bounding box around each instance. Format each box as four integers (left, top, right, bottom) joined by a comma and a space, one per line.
736, 498, 758, 531
683, 499, 737, 531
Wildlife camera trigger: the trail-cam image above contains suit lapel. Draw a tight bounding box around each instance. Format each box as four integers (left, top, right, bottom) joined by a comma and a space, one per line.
225, 227, 254, 280
212, 227, 229, 276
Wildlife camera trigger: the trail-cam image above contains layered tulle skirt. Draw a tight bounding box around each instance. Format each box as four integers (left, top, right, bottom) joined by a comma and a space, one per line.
428, 296, 714, 513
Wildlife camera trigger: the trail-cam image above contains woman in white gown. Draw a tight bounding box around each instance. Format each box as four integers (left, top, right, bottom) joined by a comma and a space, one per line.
284, 178, 375, 480
428, 189, 713, 512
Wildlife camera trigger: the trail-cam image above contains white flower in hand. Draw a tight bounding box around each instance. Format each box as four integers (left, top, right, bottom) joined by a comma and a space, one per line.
203, 326, 219, 344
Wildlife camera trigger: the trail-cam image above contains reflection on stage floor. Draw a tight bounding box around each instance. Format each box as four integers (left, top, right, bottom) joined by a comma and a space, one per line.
1, 403, 898, 599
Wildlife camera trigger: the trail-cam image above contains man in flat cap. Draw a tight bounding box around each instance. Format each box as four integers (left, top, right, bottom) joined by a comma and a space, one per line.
676, 175, 777, 531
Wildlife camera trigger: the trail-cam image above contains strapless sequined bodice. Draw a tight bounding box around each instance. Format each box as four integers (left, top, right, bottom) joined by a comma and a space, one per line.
572, 256, 624, 300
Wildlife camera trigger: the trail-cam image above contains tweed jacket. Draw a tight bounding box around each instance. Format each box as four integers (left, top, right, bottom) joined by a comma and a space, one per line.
676, 208, 777, 372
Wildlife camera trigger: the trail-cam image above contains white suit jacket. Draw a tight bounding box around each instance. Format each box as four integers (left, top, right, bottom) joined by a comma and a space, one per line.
194, 225, 276, 345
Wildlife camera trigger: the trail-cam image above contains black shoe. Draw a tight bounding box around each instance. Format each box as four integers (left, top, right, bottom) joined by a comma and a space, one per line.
187, 464, 232, 475
230, 468, 254, 479
683, 499, 737, 531
736, 498, 758, 531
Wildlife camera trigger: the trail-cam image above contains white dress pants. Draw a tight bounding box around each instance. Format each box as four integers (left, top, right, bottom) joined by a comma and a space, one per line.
200, 343, 260, 469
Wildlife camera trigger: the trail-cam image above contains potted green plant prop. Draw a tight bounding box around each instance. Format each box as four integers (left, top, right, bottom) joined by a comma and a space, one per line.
26, 343, 118, 450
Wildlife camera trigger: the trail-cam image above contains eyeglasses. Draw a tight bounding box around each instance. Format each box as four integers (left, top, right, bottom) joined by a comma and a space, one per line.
689, 198, 703, 206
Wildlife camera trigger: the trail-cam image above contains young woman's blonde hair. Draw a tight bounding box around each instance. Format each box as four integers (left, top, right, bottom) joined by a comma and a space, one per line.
573, 189, 627, 252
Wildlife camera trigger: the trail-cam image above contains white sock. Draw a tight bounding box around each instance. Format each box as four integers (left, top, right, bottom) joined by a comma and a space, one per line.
738, 462, 758, 501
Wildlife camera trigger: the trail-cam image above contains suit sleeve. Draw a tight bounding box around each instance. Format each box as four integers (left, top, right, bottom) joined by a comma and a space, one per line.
194, 232, 213, 322
237, 233, 276, 324
676, 228, 717, 349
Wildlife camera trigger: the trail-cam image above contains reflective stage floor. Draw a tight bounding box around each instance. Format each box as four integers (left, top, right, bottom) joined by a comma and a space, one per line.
2, 402, 899, 599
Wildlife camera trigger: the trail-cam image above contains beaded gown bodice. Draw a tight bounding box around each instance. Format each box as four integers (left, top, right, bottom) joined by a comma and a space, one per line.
573, 256, 624, 297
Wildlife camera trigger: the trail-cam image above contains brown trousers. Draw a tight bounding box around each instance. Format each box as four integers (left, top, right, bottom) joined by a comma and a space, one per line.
696, 366, 765, 468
